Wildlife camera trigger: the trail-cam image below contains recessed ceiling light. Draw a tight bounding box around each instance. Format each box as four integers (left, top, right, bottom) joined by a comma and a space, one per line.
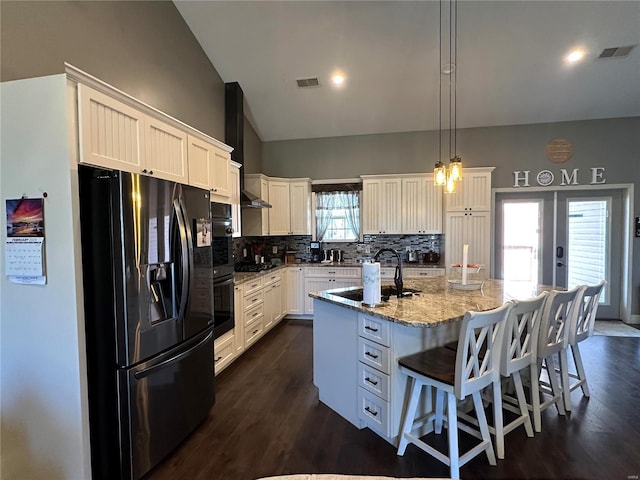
331, 73, 345, 87
566, 50, 585, 63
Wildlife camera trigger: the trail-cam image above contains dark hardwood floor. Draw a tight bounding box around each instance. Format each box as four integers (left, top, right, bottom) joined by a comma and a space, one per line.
147, 319, 640, 480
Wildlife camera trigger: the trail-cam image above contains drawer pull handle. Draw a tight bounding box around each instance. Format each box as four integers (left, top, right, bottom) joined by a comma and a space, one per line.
365, 377, 378, 386
364, 325, 379, 332
252, 312, 259, 317
253, 329, 259, 335
365, 406, 378, 417
214, 355, 222, 362
365, 351, 379, 359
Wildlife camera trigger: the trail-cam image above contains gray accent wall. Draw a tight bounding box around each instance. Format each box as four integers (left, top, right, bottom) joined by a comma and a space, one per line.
263, 117, 639, 188
244, 117, 264, 173
263, 117, 640, 317
1, 0, 227, 141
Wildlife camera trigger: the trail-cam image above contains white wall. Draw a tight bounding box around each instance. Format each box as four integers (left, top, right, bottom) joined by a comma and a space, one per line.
0, 74, 91, 479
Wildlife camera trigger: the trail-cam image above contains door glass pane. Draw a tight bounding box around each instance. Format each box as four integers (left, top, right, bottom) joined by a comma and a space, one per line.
502, 201, 541, 296
567, 199, 609, 303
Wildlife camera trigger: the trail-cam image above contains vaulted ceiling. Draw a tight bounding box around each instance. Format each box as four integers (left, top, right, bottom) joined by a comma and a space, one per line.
175, 1, 640, 142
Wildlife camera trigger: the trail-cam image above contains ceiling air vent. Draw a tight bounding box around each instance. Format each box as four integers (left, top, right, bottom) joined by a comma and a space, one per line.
598, 45, 635, 59
296, 77, 320, 88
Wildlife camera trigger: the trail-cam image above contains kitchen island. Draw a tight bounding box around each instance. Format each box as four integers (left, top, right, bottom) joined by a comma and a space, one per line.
310, 276, 550, 445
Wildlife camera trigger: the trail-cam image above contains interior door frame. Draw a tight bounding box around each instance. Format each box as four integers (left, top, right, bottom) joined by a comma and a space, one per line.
491, 183, 634, 322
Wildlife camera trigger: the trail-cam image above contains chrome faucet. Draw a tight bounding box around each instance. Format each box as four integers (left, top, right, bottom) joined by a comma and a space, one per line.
373, 248, 404, 297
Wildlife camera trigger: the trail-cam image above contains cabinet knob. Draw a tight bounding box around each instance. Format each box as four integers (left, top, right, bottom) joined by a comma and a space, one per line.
142, 168, 147, 174
148, 170, 153, 175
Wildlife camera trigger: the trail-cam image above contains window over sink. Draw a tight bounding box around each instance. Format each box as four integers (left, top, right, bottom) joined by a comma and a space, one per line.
315, 190, 361, 241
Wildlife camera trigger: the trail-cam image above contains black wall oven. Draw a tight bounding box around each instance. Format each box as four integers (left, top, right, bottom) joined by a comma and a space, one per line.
211, 202, 235, 339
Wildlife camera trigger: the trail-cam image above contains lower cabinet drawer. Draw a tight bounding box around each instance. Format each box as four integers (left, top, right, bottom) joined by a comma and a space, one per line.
214, 332, 235, 375
245, 303, 264, 326
357, 387, 390, 437
358, 362, 390, 400
358, 337, 391, 374
244, 318, 264, 346
244, 289, 264, 310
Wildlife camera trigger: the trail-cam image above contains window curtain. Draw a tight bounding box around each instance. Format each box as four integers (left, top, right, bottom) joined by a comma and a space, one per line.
315, 191, 336, 241
338, 191, 360, 239
315, 191, 360, 241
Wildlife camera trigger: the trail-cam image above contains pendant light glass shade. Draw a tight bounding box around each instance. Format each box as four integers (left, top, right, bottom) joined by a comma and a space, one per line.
449, 156, 463, 181
434, 161, 447, 186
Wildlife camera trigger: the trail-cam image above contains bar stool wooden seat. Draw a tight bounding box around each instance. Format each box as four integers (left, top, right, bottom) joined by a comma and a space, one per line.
396, 303, 511, 479
559, 280, 606, 411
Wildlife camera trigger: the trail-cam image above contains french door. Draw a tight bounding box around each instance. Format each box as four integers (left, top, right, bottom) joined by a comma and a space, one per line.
495, 189, 622, 319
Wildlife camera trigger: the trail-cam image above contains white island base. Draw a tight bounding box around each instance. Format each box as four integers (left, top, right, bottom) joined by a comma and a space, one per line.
312, 299, 460, 445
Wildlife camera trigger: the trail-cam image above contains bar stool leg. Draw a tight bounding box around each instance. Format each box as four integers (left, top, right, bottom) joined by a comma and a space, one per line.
492, 380, 504, 460
397, 376, 422, 456
447, 392, 460, 479
472, 389, 496, 466
572, 344, 590, 396
531, 362, 542, 433
559, 349, 572, 412
546, 356, 565, 416
513, 371, 534, 437
435, 389, 445, 434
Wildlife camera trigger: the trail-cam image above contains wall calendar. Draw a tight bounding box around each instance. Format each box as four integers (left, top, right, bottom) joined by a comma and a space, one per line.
5, 197, 47, 285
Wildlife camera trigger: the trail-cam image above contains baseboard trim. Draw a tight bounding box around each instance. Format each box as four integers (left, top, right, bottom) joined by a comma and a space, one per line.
627, 314, 640, 325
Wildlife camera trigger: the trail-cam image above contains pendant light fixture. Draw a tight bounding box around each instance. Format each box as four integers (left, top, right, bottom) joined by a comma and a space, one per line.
434, 0, 463, 193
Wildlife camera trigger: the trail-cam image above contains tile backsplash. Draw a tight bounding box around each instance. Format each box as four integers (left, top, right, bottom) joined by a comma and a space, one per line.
233, 234, 443, 264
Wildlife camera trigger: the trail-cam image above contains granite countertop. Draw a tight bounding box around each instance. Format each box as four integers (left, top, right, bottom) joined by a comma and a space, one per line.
233, 262, 445, 285
309, 277, 554, 328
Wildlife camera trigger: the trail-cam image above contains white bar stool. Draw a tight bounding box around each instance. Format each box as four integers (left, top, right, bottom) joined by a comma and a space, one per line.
396, 303, 511, 479
530, 286, 581, 432
560, 280, 606, 411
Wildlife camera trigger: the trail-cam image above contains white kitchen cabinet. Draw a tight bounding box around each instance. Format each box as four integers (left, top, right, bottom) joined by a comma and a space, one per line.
242, 174, 270, 236
229, 161, 241, 237
445, 167, 494, 212
404, 267, 445, 278
263, 271, 284, 331
214, 330, 235, 375
268, 180, 291, 235
78, 84, 188, 184
401, 175, 443, 234
286, 266, 306, 316
144, 116, 188, 184
362, 176, 402, 234
267, 178, 311, 235
445, 211, 491, 279
304, 267, 362, 314
78, 83, 145, 172
243, 277, 265, 348
187, 134, 231, 200
289, 180, 311, 234
444, 167, 493, 279
234, 283, 244, 356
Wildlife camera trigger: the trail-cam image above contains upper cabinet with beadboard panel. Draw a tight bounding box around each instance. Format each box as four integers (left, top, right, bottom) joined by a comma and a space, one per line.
187, 134, 213, 190
445, 167, 494, 212
401, 174, 442, 234
78, 83, 145, 172
144, 117, 188, 183
73, 70, 234, 188
210, 146, 231, 198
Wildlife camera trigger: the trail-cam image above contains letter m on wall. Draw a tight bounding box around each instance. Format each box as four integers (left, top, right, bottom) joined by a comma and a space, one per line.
560, 169, 579, 185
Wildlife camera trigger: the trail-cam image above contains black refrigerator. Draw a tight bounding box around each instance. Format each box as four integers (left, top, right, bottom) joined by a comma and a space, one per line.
78, 165, 215, 480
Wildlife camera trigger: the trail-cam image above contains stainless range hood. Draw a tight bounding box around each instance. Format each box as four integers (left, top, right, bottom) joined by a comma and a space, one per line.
225, 82, 271, 209
241, 189, 271, 209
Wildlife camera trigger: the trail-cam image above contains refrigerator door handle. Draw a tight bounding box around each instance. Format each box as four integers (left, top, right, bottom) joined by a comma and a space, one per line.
133, 329, 213, 379
178, 196, 195, 312
173, 198, 190, 321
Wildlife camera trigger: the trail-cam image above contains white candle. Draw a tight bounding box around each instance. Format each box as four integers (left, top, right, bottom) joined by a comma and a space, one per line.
462, 244, 469, 285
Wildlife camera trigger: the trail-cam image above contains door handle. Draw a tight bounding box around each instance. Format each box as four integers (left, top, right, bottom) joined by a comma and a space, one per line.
556, 246, 564, 258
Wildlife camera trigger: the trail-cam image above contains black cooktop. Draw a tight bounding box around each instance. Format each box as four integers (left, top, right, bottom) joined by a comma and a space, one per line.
234, 263, 276, 272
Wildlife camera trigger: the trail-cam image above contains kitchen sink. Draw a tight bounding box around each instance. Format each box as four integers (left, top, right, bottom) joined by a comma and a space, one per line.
330, 286, 421, 302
